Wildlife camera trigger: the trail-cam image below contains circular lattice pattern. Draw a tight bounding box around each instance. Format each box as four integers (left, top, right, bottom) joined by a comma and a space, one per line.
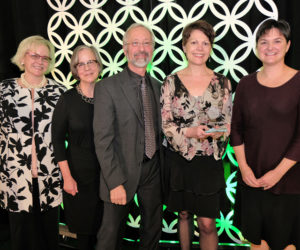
48, 0, 278, 244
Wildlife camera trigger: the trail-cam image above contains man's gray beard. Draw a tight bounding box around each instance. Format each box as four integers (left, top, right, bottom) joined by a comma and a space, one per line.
132, 60, 149, 68
128, 56, 150, 68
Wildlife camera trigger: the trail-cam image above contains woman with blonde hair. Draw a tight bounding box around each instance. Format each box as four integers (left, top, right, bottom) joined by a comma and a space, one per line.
0, 35, 66, 250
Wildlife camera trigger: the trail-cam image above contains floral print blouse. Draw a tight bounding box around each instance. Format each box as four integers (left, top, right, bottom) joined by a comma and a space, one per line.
0, 78, 66, 212
161, 73, 232, 161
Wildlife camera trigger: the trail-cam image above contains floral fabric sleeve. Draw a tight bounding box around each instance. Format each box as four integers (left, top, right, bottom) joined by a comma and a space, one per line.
212, 77, 233, 159
161, 74, 232, 161
0, 82, 3, 127
160, 75, 195, 160
223, 78, 233, 126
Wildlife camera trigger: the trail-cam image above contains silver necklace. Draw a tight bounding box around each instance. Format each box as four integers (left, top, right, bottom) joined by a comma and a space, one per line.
76, 84, 94, 104
20, 73, 46, 88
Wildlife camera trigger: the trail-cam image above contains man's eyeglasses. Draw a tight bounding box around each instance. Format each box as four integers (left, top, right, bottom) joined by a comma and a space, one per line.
125, 41, 153, 47
26, 53, 51, 63
76, 60, 98, 69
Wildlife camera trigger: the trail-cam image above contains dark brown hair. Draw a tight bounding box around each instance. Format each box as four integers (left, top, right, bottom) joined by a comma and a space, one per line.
256, 19, 291, 43
182, 20, 215, 46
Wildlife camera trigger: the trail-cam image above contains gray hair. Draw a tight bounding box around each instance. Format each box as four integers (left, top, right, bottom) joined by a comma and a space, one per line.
123, 23, 155, 47
70, 45, 102, 80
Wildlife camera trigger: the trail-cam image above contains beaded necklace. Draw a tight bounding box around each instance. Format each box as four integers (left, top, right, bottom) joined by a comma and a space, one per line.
20, 73, 46, 88
76, 84, 94, 104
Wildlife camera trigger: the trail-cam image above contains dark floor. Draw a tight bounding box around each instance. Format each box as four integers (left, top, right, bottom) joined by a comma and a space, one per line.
0, 209, 249, 249
0, 237, 249, 250
0, 223, 249, 250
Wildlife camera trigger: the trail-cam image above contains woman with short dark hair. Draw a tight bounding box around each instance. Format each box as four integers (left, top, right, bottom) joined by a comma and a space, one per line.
161, 20, 232, 250
231, 19, 300, 249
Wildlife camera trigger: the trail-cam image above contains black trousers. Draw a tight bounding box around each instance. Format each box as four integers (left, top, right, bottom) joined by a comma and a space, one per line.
8, 178, 59, 250
96, 153, 162, 250
77, 233, 97, 250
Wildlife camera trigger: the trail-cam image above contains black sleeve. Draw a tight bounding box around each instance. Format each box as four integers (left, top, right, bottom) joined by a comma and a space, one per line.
52, 94, 69, 162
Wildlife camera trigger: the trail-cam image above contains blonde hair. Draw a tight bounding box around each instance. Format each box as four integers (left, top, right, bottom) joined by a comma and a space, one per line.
11, 35, 55, 74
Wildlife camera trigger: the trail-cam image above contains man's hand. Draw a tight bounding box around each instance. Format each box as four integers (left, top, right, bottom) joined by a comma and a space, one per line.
110, 185, 127, 205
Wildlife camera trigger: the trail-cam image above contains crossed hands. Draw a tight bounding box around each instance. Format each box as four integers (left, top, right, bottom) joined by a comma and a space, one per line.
240, 165, 283, 190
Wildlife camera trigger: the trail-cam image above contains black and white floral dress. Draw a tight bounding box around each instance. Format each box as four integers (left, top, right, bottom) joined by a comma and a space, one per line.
0, 78, 66, 212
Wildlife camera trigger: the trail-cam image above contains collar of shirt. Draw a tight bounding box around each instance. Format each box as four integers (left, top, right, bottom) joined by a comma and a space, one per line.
126, 67, 150, 86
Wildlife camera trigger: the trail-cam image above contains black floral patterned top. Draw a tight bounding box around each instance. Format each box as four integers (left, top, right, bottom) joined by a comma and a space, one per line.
160, 73, 232, 161
0, 78, 66, 212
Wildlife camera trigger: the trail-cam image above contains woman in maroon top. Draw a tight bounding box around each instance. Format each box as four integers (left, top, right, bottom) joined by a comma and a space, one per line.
231, 19, 300, 250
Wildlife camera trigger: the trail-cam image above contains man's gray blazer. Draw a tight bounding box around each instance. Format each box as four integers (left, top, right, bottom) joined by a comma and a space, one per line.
93, 68, 162, 203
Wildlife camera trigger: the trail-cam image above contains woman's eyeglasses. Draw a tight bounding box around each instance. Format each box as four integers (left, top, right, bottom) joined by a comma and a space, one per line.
76, 60, 98, 69
26, 52, 51, 63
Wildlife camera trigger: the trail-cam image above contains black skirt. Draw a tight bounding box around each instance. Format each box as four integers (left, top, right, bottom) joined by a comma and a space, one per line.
233, 183, 300, 249
63, 182, 103, 234
165, 149, 225, 218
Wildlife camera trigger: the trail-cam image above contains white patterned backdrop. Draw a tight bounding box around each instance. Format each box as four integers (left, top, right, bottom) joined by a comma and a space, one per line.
46, 0, 278, 245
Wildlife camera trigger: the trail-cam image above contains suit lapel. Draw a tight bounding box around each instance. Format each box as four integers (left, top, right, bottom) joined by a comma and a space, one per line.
120, 70, 144, 126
